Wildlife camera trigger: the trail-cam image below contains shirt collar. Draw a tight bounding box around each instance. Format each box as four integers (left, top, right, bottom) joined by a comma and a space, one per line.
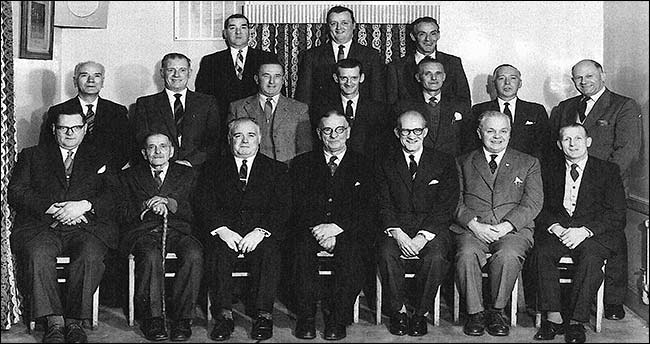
414, 50, 436, 64
78, 97, 99, 114
341, 94, 359, 106
59, 146, 79, 162
483, 147, 506, 165
586, 86, 606, 103
424, 92, 441, 104
230, 45, 249, 60
324, 148, 347, 164
165, 88, 187, 102
497, 97, 517, 108
258, 93, 280, 107
151, 162, 169, 176
565, 155, 588, 172
402, 147, 423, 165
235, 154, 256, 167
332, 40, 352, 58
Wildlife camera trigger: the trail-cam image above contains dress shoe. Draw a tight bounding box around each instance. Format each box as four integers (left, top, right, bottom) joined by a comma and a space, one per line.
463, 311, 486, 336
388, 312, 409, 336
565, 323, 586, 343
486, 311, 509, 336
142, 317, 169, 341
65, 323, 88, 343
209, 317, 234, 341
295, 318, 316, 339
323, 323, 346, 340
408, 314, 427, 336
605, 304, 625, 320
170, 319, 192, 341
251, 315, 273, 340
534, 320, 565, 340
42, 324, 65, 343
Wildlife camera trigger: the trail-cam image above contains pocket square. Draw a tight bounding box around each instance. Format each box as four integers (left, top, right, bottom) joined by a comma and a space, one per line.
428, 179, 439, 185
354, 181, 361, 187
525, 120, 535, 125
97, 165, 107, 174
513, 176, 523, 186
453, 112, 463, 121
597, 119, 609, 126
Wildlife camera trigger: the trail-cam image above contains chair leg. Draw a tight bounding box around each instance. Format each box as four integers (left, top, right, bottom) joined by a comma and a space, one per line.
595, 264, 605, 333
433, 285, 441, 326
453, 281, 460, 323
535, 312, 542, 327
128, 254, 135, 327
375, 270, 382, 325
511, 275, 518, 327
92, 286, 99, 330
353, 293, 360, 323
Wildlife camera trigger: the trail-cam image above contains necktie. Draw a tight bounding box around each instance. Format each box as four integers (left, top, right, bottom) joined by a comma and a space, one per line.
328, 155, 338, 176
489, 154, 498, 174
577, 96, 590, 123
235, 49, 244, 80
428, 97, 438, 108
85, 104, 95, 134
173, 93, 184, 127
570, 163, 579, 181
345, 99, 354, 123
409, 154, 417, 180
264, 97, 273, 122
239, 159, 248, 191
503, 102, 513, 123
337, 44, 345, 62
64, 150, 74, 182
154, 170, 163, 188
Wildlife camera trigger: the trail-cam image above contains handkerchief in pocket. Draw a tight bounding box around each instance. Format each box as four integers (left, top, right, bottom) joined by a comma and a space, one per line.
354, 181, 361, 187
97, 165, 107, 174
428, 179, 439, 185
525, 121, 535, 125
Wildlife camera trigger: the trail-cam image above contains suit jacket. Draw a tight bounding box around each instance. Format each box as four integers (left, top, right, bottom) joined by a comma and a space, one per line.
377, 147, 459, 237
296, 42, 385, 105
118, 163, 197, 255
395, 95, 470, 157
549, 88, 642, 174
386, 51, 471, 108
536, 156, 626, 252
467, 98, 551, 160
8, 142, 119, 250
228, 94, 312, 163
41, 96, 131, 170
195, 153, 290, 242
452, 148, 543, 242
133, 90, 220, 166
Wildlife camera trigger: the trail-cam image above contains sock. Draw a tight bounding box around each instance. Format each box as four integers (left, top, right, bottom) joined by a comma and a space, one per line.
65, 318, 82, 327
220, 309, 233, 320
47, 315, 64, 327
398, 305, 407, 314
490, 307, 504, 314
569, 319, 583, 325
257, 310, 272, 320
546, 311, 563, 324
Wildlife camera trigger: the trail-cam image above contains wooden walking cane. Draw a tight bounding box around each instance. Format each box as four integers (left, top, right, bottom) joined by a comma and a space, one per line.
139, 208, 169, 331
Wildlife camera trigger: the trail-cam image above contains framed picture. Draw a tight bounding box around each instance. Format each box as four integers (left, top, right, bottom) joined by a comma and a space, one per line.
19, 1, 55, 60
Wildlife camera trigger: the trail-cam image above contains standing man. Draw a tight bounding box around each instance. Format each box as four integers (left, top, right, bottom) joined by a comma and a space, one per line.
386, 16, 470, 108
229, 60, 312, 164
549, 59, 642, 320
10, 112, 118, 343
377, 111, 459, 337
195, 14, 279, 148
41, 61, 131, 171
533, 123, 626, 343
119, 132, 203, 342
291, 110, 375, 340
133, 53, 221, 168
296, 5, 385, 106
452, 111, 542, 337
196, 118, 290, 341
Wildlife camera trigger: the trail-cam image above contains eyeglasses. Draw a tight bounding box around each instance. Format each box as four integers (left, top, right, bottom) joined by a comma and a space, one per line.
398, 128, 425, 136
320, 126, 348, 135
55, 125, 85, 134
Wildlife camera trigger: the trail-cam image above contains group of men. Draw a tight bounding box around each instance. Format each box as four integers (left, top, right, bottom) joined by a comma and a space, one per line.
8, 5, 642, 344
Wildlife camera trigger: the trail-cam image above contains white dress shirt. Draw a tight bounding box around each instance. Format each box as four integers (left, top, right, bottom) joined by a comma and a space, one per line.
483, 147, 506, 168
414, 50, 436, 65
497, 97, 518, 122
331, 40, 352, 62
258, 93, 280, 114
230, 45, 249, 67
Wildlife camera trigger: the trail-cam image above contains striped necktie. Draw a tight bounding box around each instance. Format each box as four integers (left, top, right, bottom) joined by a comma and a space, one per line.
236, 49, 244, 80
85, 104, 95, 134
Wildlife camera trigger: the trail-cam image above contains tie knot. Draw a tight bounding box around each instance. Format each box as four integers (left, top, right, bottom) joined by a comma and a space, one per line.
242, 159, 248, 165
238, 49, 243, 55
347, 99, 353, 106
581, 96, 590, 103
429, 96, 437, 105
266, 97, 273, 104
409, 154, 416, 162
329, 155, 338, 164
490, 154, 498, 161
86, 104, 94, 112
504, 102, 510, 108
154, 170, 162, 177
571, 163, 578, 170
65, 149, 74, 159
174, 93, 182, 100
338, 44, 345, 51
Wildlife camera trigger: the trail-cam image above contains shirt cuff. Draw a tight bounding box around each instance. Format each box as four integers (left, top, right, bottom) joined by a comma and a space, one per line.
417, 230, 436, 241
210, 226, 229, 237
583, 227, 593, 237
255, 227, 271, 237
548, 223, 561, 234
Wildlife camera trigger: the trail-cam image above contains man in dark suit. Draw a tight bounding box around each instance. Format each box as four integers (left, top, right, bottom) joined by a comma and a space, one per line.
291, 110, 375, 340
296, 5, 385, 106
229, 61, 312, 164
195, 14, 279, 149
195, 118, 290, 341
377, 110, 459, 337
9, 112, 118, 343
549, 59, 642, 320
533, 123, 626, 344
41, 61, 131, 171
452, 110, 542, 337
118, 132, 203, 342
133, 53, 220, 168
394, 57, 469, 157
386, 16, 470, 108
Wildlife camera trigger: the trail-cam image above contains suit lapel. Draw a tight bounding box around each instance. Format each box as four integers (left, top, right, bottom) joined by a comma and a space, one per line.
156, 91, 177, 141
392, 151, 413, 191
135, 163, 159, 195
470, 150, 495, 191
573, 158, 595, 218
493, 149, 516, 192
583, 89, 610, 129
273, 96, 290, 127
413, 149, 434, 187
48, 144, 69, 188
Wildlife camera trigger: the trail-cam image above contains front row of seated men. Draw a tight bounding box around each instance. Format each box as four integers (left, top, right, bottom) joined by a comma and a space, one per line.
9, 107, 625, 343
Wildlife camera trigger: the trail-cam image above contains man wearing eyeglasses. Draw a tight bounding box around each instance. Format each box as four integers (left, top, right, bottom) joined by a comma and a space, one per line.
376, 110, 459, 337
9, 112, 118, 343
290, 110, 375, 340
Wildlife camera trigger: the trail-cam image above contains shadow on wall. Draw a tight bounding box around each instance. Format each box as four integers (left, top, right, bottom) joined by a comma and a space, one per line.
542, 72, 577, 114
115, 64, 153, 117
470, 73, 496, 104
16, 69, 57, 150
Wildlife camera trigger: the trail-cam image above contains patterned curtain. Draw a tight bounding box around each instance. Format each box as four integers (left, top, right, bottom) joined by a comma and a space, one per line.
249, 23, 412, 98
1, 0, 20, 330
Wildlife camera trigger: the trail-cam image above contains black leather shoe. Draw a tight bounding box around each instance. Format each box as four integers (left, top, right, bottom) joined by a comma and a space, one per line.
565, 323, 586, 343
251, 315, 273, 340
534, 320, 565, 340
295, 318, 316, 339
605, 304, 625, 320
42, 324, 65, 343
463, 311, 486, 336
142, 317, 169, 341
408, 314, 427, 336
170, 319, 192, 341
388, 312, 409, 336
209, 317, 234, 341
323, 323, 346, 340
486, 311, 509, 336
65, 323, 88, 343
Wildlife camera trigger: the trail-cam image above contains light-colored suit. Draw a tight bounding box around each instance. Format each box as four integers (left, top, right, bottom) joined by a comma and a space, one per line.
228, 95, 312, 163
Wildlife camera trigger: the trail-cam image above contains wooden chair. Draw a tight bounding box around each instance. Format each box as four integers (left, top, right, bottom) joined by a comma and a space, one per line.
128, 252, 180, 326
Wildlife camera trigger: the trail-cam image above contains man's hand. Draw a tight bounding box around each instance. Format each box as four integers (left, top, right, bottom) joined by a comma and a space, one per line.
311, 223, 343, 243
320, 236, 336, 252
411, 234, 428, 255
468, 218, 500, 244
151, 203, 168, 218
559, 227, 590, 250
175, 160, 192, 167
390, 228, 418, 258
238, 229, 265, 254
51, 201, 92, 225
216, 228, 243, 252
145, 196, 168, 209
549, 224, 569, 238
492, 222, 514, 239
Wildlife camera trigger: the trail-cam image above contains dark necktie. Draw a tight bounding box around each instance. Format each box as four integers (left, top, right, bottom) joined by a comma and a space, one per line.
239, 159, 248, 191
489, 154, 498, 174
173, 93, 184, 130
345, 99, 354, 123
328, 155, 338, 176
235, 49, 244, 80
64, 150, 74, 182
85, 104, 95, 134
428, 96, 438, 108
570, 163, 579, 182
503, 102, 513, 123
264, 97, 273, 122
577, 96, 590, 123
409, 154, 417, 180
154, 170, 163, 189
337, 44, 345, 62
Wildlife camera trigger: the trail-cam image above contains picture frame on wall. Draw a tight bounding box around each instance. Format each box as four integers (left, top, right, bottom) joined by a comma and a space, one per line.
19, 1, 54, 60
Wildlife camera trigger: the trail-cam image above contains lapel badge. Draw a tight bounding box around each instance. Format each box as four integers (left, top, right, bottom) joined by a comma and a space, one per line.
514, 176, 523, 186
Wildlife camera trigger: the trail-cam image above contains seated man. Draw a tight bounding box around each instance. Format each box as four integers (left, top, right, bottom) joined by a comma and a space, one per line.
290, 110, 375, 340
377, 110, 459, 337
118, 132, 203, 342
9, 112, 118, 343
195, 118, 290, 341
533, 123, 626, 344
452, 110, 542, 337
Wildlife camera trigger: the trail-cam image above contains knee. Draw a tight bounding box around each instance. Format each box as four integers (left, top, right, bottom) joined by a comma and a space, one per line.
455, 247, 479, 267
139, 249, 162, 268
492, 248, 523, 266
182, 247, 204, 266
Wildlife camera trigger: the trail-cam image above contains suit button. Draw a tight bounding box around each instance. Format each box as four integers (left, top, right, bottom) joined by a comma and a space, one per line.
328, 198, 333, 202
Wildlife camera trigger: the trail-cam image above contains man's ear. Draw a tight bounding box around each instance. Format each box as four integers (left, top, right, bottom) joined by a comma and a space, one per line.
585, 137, 592, 148
415, 73, 421, 83
556, 140, 562, 151
254, 74, 259, 85
359, 73, 365, 84
422, 127, 429, 138
332, 73, 339, 83
141, 149, 147, 161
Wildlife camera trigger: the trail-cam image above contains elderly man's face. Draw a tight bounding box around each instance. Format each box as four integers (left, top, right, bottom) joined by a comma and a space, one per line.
74, 62, 104, 97
416, 62, 446, 93
395, 112, 428, 153
318, 114, 350, 154
571, 61, 605, 98
230, 121, 260, 159
558, 126, 591, 162
161, 57, 191, 93
223, 17, 250, 49
493, 65, 521, 101
141, 134, 174, 167
478, 115, 511, 154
